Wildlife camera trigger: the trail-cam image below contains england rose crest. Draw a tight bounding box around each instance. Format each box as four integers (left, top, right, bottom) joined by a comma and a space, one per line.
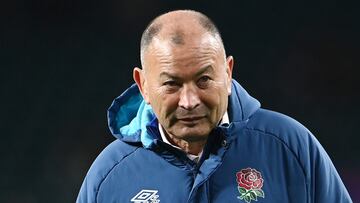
236, 168, 265, 203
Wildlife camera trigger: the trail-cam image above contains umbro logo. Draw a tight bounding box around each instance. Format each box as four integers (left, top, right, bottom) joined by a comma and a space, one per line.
131, 189, 160, 203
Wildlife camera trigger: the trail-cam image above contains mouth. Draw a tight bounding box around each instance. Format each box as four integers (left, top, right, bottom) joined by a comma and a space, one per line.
178, 116, 205, 123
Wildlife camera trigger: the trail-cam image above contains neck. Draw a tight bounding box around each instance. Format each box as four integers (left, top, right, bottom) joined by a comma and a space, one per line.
165, 133, 207, 155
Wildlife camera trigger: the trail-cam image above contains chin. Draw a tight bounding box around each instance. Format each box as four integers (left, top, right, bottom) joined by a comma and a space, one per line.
173, 128, 211, 142
181, 134, 209, 142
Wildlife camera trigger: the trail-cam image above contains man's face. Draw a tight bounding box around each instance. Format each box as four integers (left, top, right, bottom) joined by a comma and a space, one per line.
137, 33, 233, 142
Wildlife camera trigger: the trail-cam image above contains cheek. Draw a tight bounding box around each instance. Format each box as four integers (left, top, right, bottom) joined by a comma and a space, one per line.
202, 85, 227, 106
162, 95, 180, 114
200, 86, 229, 119
201, 93, 220, 108
146, 87, 163, 113
150, 89, 179, 116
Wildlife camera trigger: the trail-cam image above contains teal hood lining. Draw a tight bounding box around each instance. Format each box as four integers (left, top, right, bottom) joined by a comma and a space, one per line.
107, 84, 156, 148
119, 100, 155, 147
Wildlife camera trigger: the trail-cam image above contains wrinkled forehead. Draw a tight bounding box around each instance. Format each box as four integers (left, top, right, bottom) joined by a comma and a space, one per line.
145, 32, 225, 64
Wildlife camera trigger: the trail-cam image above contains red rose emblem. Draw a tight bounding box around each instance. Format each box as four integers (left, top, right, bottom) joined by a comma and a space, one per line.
236, 167, 264, 190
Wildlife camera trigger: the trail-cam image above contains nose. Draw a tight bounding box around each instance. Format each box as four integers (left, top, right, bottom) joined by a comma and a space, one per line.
178, 84, 200, 110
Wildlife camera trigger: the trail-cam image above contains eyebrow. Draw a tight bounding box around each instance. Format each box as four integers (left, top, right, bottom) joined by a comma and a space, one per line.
195, 65, 214, 76
159, 65, 214, 79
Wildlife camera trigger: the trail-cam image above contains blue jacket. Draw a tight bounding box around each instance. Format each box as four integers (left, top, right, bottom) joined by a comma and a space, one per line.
77, 80, 351, 203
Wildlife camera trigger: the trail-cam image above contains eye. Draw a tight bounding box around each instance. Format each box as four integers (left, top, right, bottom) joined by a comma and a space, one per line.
162, 80, 181, 93
163, 80, 179, 87
197, 76, 211, 88
199, 76, 210, 82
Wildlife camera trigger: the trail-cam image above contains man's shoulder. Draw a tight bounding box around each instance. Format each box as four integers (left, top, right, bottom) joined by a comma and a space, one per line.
95, 139, 139, 166
246, 108, 309, 137
83, 140, 140, 188
77, 140, 146, 202
244, 108, 313, 154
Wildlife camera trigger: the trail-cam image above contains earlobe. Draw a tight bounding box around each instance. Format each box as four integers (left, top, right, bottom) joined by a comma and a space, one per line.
133, 67, 150, 103
226, 56, 234, 95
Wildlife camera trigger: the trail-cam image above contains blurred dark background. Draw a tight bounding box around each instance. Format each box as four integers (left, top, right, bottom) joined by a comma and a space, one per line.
1, 0, 359, 202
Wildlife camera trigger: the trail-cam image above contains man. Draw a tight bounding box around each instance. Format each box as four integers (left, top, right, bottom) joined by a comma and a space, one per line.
77, 10, 351, 203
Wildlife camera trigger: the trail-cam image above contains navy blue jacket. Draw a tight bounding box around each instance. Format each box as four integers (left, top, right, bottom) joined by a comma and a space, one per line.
77, 80, 352, 203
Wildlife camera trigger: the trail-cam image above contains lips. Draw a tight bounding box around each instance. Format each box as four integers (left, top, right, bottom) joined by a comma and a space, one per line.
178, 116, 204, 122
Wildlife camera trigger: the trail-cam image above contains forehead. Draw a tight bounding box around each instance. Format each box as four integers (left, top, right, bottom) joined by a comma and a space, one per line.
144, 33, 224, 72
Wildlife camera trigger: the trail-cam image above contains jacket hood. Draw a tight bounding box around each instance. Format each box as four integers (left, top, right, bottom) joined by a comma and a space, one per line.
107, 80, 260, 147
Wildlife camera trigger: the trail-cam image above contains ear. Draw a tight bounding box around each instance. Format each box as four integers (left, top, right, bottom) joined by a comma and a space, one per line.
225, 56, 234, 95
133, 67, 150, 104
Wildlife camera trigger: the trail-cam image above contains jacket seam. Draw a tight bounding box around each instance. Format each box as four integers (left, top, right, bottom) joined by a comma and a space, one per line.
244, 127, 307, 181
95, 147, 140, 203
